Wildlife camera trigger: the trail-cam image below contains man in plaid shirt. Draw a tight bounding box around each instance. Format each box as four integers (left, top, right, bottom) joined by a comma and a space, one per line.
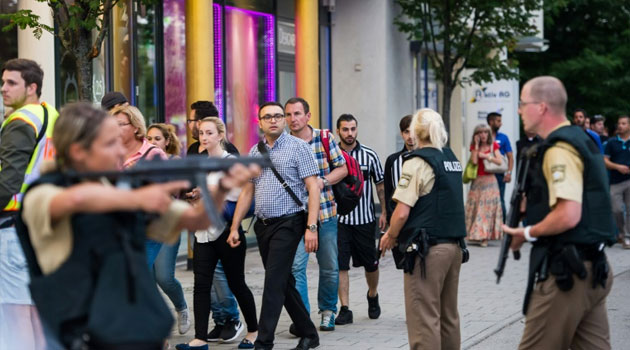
230, 101, 321, 350
285, 97, 348, 332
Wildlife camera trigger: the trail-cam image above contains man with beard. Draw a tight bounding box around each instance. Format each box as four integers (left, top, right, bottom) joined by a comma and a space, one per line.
335, 114, 386, 325
384, 115, 416, 224
572, 108, 603, 153
487, 112, 514, 221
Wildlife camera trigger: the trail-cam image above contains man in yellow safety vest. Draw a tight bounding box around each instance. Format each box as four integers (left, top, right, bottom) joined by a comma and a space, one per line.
0, 58, 58, 349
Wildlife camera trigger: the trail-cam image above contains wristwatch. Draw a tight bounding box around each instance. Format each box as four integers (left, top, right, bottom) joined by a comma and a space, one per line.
322, 177, 330, 187
308, 224, 318, 233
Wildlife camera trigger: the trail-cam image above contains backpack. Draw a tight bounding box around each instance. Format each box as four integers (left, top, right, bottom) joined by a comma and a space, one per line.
321, 129, 364, 215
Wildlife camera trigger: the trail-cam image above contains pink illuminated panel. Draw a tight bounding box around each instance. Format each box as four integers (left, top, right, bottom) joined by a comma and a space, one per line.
213, 5, 276, 154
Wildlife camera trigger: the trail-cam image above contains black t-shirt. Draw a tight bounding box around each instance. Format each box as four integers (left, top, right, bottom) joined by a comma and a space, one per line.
187, 141, 240, 156
604, 136, 630, 184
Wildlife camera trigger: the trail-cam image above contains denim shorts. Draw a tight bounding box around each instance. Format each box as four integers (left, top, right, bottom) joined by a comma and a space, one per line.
0, 226, 33, 305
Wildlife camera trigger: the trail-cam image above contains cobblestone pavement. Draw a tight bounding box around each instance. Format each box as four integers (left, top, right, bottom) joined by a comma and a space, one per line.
166, 240, 630, 349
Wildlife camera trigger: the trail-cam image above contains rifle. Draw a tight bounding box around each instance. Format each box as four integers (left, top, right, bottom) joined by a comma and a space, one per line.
66, 155, 271, 233
494, 153, 531, 284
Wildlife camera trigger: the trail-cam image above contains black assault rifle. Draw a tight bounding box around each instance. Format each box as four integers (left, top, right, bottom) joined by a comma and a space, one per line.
494, 153, 531, 284
66, 155, 270, 233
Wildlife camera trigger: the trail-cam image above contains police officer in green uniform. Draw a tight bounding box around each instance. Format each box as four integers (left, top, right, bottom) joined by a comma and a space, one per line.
15, 103, 259, 350
503, 76, 615, 350
380, 108, 467, 350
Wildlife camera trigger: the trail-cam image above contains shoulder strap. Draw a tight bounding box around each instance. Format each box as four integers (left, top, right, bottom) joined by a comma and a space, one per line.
139, 145, 158, 161
257, 141, 303, 207
35, 104, 48, 146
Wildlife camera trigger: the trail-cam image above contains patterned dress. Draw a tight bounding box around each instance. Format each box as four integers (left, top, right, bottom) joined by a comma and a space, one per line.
465, 142, 503, 242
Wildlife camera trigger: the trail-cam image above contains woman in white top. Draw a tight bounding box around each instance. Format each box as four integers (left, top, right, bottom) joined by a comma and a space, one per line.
177, 117, 257, 350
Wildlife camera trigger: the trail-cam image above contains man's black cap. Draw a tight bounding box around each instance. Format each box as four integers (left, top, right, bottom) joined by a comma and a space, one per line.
101, 91, 128, 110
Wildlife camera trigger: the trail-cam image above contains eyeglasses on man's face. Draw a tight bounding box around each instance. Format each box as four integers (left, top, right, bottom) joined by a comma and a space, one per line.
518, 100, 540, 108
186, 119, 199, 124
259, 113, 285, 122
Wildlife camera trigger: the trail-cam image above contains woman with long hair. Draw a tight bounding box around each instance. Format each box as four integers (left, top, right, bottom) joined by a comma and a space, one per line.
380, 108, 466, 350
465, 124, 503, 246
177, 117, 257, 350
147, 123, 182, 159
145, 122, 190, 335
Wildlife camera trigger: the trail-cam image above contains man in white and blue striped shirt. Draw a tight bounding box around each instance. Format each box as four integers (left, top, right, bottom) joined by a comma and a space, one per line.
335, 114, 387, 325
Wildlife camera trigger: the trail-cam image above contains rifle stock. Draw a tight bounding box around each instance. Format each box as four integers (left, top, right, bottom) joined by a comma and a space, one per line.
66, 155, 271, 233
494, 155, 530, 284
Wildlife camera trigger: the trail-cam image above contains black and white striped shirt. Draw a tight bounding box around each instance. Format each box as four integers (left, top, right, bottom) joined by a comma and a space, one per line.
384, 147, 410, 222
338, 141, 385, 225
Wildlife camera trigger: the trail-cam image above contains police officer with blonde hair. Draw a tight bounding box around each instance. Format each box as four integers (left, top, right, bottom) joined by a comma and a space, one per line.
380, 108, 467, 350
503, 76, 615, 349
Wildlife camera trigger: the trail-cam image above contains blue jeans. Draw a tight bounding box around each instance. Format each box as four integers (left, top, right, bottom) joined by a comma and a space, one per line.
291, 217, 339, 313
210, 261, 240, 324
154, 237, 187, 311
496, 174, 506, 222
145, 239, 162, 268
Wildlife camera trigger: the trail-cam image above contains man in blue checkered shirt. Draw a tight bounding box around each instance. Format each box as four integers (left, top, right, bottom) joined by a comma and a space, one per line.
285, 97, 348, 333
229, 101, 321, 350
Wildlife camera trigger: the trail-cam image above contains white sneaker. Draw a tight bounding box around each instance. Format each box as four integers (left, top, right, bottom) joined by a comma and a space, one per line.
177, 308, 191, 334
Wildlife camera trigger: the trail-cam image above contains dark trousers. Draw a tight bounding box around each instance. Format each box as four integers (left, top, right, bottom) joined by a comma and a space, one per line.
496, 174, 506, 222
193, 228, 258, 340
254, 214, 318, 349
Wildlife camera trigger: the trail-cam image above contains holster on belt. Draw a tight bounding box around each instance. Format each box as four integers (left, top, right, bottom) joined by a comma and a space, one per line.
402, 229, 430, 278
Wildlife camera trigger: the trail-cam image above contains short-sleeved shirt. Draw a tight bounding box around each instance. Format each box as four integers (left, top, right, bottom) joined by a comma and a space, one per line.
308, 127, 346, 221
249, 131, 319, 219
21, 180, 190, 275
542, 122, 584, 208
604, 135, 630, 185
494, 132, 513, 156
123, 139, 169, 169
470, 142, 500, 176
384, 146, 410, 221
392, 156, 436, 208
338, 141, 385, 225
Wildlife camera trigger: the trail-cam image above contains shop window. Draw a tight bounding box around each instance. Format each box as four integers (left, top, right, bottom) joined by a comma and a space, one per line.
163, 0, 187, 146
215, 4, 276, 154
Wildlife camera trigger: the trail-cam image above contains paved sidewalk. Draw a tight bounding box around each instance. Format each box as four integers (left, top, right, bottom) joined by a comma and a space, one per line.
166, 241, 630, 349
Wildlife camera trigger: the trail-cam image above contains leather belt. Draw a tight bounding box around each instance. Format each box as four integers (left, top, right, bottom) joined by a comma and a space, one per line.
258, 211, 304, 226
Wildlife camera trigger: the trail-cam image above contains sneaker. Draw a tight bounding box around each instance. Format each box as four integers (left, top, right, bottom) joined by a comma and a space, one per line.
177, 308, 191, 335
334, 306, 353, 325
207, 324, 224, 342
220, 319, 244, 343
623, 238, 630, 249
319, 310, 335, 331
367, 292, 381, 319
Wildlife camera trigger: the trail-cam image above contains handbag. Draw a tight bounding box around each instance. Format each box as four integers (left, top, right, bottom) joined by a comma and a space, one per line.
483, 154, 508, 174
462, 160, 478, 184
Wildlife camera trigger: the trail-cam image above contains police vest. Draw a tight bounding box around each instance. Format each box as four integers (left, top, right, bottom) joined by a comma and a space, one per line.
15, 172, 173, 348
0, 102, 57, 212
397, 147, 466, 248
525, 125, 616, 246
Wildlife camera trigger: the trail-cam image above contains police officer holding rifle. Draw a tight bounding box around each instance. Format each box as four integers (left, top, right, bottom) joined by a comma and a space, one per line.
15, 102, 261, 350
502, 76, 616, 350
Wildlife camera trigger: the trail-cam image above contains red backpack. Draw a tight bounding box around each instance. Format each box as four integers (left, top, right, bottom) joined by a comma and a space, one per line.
321, 129, 364, 215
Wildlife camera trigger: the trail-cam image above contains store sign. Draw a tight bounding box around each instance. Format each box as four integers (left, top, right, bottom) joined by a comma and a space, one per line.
278, 21, 295, 55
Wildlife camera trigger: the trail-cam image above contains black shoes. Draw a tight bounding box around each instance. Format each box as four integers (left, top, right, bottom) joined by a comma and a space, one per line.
207, 324, 223, 342
334, 306, 353, 325
367, 292, 381, 319
220, 319, 244, 342
292, 336, 320, 350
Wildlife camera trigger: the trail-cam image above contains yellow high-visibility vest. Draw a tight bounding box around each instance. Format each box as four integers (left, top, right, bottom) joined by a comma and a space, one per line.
1, 102, 58, 211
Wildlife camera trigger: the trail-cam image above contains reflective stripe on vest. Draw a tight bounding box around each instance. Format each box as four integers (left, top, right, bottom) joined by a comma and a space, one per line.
1, 103, 57, 211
